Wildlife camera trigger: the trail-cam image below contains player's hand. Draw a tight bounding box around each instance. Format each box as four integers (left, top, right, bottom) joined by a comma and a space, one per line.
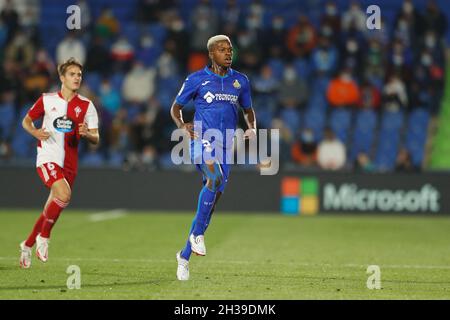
78, 122, 89, 137
33, 128, 50, 141
244, 128, 257, 140
180, 123, 198, 139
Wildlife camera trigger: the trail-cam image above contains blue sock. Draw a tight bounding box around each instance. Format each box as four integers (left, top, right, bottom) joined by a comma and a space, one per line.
180, 218, 196, 260
192, 186, 216, 236
180, 186, 216, 260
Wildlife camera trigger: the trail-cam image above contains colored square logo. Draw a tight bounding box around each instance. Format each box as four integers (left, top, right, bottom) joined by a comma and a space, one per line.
281, 197, 299, 215
301, 177, 318, 196
280, 177, 319, 215
301, 196, 319, 216
281, 177, 300, 197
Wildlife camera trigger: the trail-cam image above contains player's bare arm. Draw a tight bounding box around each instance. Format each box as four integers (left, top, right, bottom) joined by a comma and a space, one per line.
22, 114, 50, 141
170, 102, 197, 139
243, 107, 257, 140
78, 123, 99, 145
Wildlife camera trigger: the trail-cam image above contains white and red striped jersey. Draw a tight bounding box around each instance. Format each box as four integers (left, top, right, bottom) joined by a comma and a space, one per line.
28, 92, 99, 173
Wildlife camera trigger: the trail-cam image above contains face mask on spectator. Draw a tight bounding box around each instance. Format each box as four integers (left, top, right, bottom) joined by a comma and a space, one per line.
283, 68, 297, 82
425, 35, 436, 48
393, 54, 404, 66
326, 5, 337, 16
421, 53, 432, 66
346, 40, 358, 53
141, 36, 153, 48
171, 20, 184, 32
403, 2, 413, 14
272, 19, 284, 30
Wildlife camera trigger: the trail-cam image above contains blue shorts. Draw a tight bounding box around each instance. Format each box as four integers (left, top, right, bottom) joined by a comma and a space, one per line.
190, 139, 230, 193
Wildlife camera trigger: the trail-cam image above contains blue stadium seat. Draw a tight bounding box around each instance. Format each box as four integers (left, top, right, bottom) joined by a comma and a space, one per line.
280, 108, 301, 136
267, 59, 285, 81
375, 131, 400, 171
0, 104, 15, 140
350, 109, 377, 160
329, 108, 352, 144
380, 109, 404, 132
303, 108, 326, 142
405, 109, 430, 167
306, 91, 328, 111
83, 72, 102, 94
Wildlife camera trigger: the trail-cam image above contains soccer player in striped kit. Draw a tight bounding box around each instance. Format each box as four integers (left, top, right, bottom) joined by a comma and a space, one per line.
19, 58, 99, 268
171, 35, 257, 280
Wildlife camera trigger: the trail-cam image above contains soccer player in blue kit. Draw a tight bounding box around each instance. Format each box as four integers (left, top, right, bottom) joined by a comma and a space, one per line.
170, 35, 257, 280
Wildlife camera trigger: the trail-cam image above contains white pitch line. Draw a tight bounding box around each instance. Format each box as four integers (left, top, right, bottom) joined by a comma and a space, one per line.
0, 256, 449, 270
88, 209, 128, 222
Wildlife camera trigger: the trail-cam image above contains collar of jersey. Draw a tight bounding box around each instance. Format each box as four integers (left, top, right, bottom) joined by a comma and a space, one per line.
204, 66, 234, 78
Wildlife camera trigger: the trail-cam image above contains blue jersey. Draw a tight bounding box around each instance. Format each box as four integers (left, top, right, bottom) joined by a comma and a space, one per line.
175, 66, 252, 150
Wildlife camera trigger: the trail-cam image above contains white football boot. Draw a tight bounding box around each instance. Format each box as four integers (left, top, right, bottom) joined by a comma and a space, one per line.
35, 234, 49, 263
176, 251, 190, 281
19, 241, 32, 269
189, 234, 206, 256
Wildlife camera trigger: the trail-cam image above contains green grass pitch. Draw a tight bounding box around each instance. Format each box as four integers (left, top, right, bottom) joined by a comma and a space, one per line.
1, 209, 450, 299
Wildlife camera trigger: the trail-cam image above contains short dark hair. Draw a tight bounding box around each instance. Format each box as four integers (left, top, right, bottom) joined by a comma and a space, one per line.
58, 57, 83, 76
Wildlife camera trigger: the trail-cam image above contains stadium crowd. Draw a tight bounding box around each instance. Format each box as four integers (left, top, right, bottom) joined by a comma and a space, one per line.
0, 0, 447, 172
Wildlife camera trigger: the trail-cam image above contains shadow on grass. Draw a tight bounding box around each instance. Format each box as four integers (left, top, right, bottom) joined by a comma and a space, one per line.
0, 279, 170, 292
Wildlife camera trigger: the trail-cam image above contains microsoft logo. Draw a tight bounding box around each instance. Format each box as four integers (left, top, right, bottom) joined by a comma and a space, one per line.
281, 177, 319, 216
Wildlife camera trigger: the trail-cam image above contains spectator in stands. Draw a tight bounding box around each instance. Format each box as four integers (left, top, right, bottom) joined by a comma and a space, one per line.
320, 1, 341, 39
190, 0, 219, 52
235, 29, 261, 74
395, 147, 418, 172
382, 74, 408, 112
311, 36, 338, 76
421, 0, 447, 38
291, 128, 317, 167
364, 39, 385, 88
358, 80, 381, 110
85, 36, 112, 76
220, 0, 241, 28
0, 0, 19, 43
271, 118, 293, 164
130, 97, 165, 169
4, 30, 34, 69
111, 35, 135, 71
56, 32, 86, 64
287, 14, 317, 58
317, 127, 346, 170
137, 0, 176, 23
95, 6, 120, 40
354, 152, 375, 172
77, 0, 91, 31
341, 1, 367, 33
326, 69, 360, 108
278, 64, 308, 109
100, 79, 121, 117
339, 35, 365, 78
395, 0, 423, 40
253, 65, 279, 114
262, 15, 288, 60
34, 49, 55, 78
165, 12, 190, 68
23, 64, 50, 100
387, 39, 413, 82
122, 60, 156, 104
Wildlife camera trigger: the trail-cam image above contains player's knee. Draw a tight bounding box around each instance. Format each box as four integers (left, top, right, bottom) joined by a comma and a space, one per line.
56, 188, 71, 203
207, 173, 223, 192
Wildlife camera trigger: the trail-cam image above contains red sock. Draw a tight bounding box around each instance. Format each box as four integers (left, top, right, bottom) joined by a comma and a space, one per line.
40, 198, 69, 238
25, 213, 46, 247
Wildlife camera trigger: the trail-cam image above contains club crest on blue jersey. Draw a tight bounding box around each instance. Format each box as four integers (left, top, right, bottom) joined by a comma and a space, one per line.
53, 115, 75, 133
233, 79, 241, 89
